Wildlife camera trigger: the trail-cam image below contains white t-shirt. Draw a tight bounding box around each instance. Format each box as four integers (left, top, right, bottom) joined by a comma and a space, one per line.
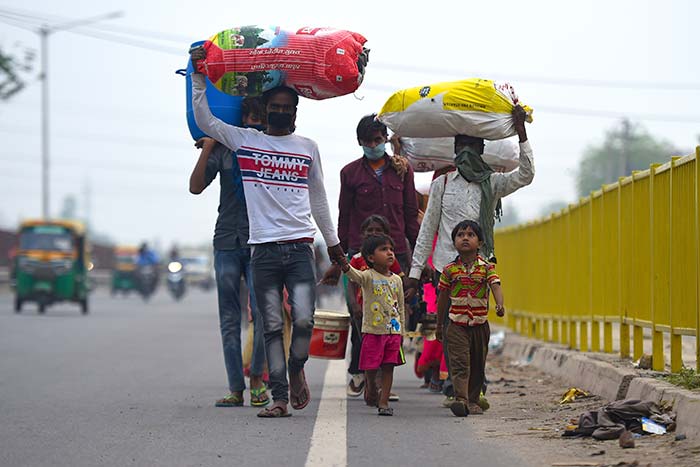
192, 73, 339, 246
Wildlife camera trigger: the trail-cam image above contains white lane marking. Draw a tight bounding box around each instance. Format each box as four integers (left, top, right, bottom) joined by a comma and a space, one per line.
305, 359, 347, 467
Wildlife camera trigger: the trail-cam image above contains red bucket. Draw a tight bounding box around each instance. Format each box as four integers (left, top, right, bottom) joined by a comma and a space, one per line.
309, 310, 350, 360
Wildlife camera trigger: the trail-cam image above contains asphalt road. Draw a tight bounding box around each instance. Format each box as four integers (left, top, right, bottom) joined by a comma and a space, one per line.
0, 287, 534, 467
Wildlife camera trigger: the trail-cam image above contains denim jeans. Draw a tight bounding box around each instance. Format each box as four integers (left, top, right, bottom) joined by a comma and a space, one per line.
251, 242, 316, 402
214, 248, 266, 393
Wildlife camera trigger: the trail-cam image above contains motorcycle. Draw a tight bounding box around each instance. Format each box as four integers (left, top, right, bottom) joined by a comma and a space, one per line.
167, 261, 186, 301
136, 264, 158, 301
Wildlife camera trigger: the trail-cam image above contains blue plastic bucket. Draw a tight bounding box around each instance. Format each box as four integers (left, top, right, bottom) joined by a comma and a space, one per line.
184, 40, 243, 140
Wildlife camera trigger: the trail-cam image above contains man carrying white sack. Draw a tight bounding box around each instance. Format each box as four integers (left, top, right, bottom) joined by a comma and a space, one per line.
404, 105, 532, 408
404, 104, 533, 296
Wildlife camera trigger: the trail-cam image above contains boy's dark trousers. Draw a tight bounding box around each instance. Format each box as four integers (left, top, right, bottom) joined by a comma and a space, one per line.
446, 321, 490, 403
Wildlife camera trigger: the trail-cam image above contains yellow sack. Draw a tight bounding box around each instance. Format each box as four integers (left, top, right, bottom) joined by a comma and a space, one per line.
378, 78, 533, 140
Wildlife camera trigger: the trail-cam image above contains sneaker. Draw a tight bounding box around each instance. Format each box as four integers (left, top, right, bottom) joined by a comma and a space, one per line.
388, 392, 400, 402
346, 374, 365, 397
441, 396, 455, 408
468, 402, 484, 415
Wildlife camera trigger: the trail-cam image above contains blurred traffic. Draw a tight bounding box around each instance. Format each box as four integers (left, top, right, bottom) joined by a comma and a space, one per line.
2, 222, 340, 313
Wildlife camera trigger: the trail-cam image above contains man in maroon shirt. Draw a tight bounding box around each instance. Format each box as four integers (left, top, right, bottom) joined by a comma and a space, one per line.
338, 114, 419, 271
329, 114, 419, 397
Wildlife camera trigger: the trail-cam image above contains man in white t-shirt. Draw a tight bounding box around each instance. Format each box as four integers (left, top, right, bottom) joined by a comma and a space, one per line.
190, 46, 347, 418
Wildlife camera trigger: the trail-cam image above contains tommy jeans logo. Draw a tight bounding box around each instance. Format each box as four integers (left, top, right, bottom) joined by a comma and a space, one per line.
237, 147, 311, 190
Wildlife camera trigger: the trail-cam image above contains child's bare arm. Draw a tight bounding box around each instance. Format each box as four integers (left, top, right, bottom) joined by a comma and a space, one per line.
491, 282, 505, 317
346, 281, 362, 320
342, 262, 363, 284
436, 288, 450, 342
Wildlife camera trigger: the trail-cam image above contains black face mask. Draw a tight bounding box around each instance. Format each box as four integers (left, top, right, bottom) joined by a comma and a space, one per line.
267, 112, 293, 130
244, 124, 266, 131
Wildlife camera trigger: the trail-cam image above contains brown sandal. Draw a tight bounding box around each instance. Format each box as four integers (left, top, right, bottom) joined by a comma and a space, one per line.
257, 402, 291, 418
289, 369, 310, 410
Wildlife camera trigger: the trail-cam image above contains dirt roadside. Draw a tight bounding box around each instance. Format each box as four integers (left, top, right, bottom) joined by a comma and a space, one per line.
462, 351, 700, 467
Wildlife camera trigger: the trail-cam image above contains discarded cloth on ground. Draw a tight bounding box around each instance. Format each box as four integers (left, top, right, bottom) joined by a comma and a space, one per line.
562, 399, 676, 440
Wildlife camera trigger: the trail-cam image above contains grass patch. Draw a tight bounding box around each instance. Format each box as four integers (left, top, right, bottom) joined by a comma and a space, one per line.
663, 367, 700, 391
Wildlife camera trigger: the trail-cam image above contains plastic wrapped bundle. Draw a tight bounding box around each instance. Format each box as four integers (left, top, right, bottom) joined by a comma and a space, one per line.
182, 43, 243, 141
194, 25, 369, 100
378, 78, 532, 139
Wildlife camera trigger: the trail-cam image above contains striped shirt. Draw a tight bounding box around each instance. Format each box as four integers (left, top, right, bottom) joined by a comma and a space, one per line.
438, 255, 500, 327
192, 73, 339, 246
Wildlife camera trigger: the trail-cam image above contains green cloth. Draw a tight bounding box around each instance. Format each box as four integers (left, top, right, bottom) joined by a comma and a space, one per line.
454, 147, 502, 261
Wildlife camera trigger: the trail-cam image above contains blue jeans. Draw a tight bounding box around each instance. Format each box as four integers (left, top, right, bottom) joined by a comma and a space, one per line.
251, 242, 316, 403
214, 248, 266, 393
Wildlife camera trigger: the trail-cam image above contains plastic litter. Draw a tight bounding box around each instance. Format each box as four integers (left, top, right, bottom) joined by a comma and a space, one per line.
559, 387, 590, 404
641, 417, 667, 435
488, 329, 506, 354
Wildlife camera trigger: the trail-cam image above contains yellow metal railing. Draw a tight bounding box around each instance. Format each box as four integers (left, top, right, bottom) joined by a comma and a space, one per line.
494, 147, 700, 372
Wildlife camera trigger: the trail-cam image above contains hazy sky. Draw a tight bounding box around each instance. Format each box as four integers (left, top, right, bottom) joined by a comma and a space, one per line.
1, 0, 698, 251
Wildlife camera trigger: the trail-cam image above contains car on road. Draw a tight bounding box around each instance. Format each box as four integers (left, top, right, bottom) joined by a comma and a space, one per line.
178, 250, 214, 291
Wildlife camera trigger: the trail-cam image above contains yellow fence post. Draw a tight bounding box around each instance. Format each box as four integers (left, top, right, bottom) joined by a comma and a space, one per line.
649, 163, 665, 372
630, 171, 644, 360
590, 191, 600, 353
696, 147, 700, 372
669, 156, 683, 373
567, 204, 577, 349
618, 177, 630, 358
579, 199, 590, 353
599, 183, 620, 353
559, 206, 571, 347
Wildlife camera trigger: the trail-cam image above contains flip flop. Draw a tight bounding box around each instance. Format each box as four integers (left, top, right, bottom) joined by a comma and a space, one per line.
215, 393, 244, 407
257, 402, 291, 418
250, 386, 270, 407
289, 368, 310, 410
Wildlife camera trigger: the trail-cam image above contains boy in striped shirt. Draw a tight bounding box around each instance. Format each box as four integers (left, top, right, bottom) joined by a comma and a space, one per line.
436, 220, 505, 417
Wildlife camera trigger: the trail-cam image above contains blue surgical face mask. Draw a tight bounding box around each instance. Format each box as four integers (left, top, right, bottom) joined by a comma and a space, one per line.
362, 142, 386, 160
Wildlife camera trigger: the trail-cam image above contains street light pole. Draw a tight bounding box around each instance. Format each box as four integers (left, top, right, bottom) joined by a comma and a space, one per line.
38, 11, 122, 220
40, 26, 49, 219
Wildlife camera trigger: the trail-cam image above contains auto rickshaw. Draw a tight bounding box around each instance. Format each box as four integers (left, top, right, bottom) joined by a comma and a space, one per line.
111, 246, 139, 296
14, 219, 90, 314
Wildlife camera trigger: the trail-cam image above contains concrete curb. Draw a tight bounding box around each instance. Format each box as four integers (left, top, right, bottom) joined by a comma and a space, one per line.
501, 332, 700, 440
